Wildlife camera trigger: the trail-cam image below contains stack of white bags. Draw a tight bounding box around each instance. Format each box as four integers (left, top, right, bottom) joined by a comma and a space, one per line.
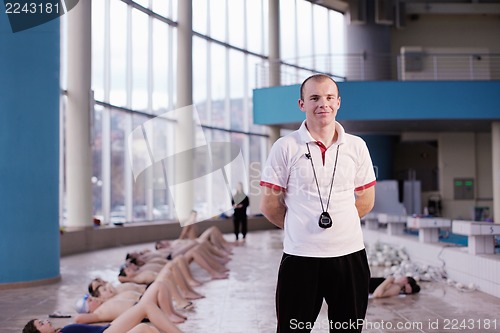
366, 242, 476, 292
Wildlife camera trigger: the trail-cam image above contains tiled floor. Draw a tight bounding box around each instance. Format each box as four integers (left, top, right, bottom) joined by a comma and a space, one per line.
2, 229, 500, 333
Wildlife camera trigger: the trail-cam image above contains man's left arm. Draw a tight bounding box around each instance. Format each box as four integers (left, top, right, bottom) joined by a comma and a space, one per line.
355, 186, 375, 218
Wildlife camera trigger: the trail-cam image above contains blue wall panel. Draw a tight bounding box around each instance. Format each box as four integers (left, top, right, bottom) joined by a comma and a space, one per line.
253, 85, 304, 125
253, 81, 500, 125
338, 81, 500, 120
0, 11, 60, 283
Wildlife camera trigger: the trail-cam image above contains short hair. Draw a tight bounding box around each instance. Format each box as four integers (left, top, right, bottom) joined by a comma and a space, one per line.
407, 277, 421, 294
88, 281, 95, 295
88, 278, 104, 295
300, 74, 340, 100
119, 266, 127, 277
23, 319, 39, 333
127, 257, 139, 265
92, 285, 102, 297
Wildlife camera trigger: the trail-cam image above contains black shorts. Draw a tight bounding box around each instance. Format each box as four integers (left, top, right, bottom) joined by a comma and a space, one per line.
276, 249, 370, 333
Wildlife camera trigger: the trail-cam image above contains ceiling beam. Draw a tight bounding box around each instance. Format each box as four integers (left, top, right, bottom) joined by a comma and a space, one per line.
405, 3, 500, 15
307, 0, 349, 13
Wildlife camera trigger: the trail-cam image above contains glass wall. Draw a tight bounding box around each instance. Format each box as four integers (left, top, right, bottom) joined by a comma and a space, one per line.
88, 0, 178, 224
192, 0, 271, 219
278, 0, 345, 85
61, 0, 344, 225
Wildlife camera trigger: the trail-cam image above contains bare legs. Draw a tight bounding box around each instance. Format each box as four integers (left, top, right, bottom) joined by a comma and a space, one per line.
153, 281, 188, 323
197, 240, 231, 265
198, 226, 234, 254
157, 261, 204, 300
172, 256, 203, 287
161, 276, 195, 311
104, 282, 182, 333
125, 323, 160, 333
185, 248, 229, 280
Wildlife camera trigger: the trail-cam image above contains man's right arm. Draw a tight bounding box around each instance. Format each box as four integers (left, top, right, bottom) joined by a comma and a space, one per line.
259, 186, 286, 229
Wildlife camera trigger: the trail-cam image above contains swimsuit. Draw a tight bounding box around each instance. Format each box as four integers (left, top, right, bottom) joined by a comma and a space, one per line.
369, 277, 386, 293
60, 324, 111, 333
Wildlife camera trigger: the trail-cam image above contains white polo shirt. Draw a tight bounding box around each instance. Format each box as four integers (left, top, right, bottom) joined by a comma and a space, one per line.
260, 120, 376, 258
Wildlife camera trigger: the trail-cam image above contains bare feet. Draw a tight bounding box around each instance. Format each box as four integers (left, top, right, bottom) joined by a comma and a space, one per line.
213, 255, 230, 265
183, 290, 205, 300
177, 301, 195, 311
168, 313, 186, 324
188, 278, 203, 287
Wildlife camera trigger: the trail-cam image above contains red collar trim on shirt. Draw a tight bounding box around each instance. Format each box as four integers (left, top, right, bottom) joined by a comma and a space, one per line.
315, 141, 327, 165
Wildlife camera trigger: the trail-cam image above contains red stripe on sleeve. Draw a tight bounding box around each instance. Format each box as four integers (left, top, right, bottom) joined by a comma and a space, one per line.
260, 181, 285, 191
355, 180, 376, 191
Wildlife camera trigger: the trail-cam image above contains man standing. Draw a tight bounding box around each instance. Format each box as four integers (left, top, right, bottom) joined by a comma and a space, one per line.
232, 182, 250, 241
260, 74, 376, 332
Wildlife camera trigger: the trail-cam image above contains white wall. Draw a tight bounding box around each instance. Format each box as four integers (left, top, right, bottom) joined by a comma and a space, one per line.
438, 132, 493, 220
476, 133, 494, 211
392, 14, 500, 54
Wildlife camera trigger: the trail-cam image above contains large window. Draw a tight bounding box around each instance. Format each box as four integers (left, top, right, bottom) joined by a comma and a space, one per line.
279, 0, 345, 83
109, 0, 127, 106
61, 0, 344, 225
88, 0, 177, 224
192, 0, 272, 219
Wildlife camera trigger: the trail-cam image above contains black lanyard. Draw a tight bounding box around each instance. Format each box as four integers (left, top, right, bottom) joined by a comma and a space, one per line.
306, 143, 340, 228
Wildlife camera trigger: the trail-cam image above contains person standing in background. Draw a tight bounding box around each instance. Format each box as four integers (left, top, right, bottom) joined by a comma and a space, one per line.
232, 182, 250, 242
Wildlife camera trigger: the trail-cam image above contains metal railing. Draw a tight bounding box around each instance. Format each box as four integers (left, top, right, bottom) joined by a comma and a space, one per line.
256, 52, 500, 88
398, 53, 500, 81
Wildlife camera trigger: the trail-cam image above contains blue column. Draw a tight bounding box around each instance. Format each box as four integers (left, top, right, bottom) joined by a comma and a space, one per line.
0, 12, 60, 284
493, 122, 500, 224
